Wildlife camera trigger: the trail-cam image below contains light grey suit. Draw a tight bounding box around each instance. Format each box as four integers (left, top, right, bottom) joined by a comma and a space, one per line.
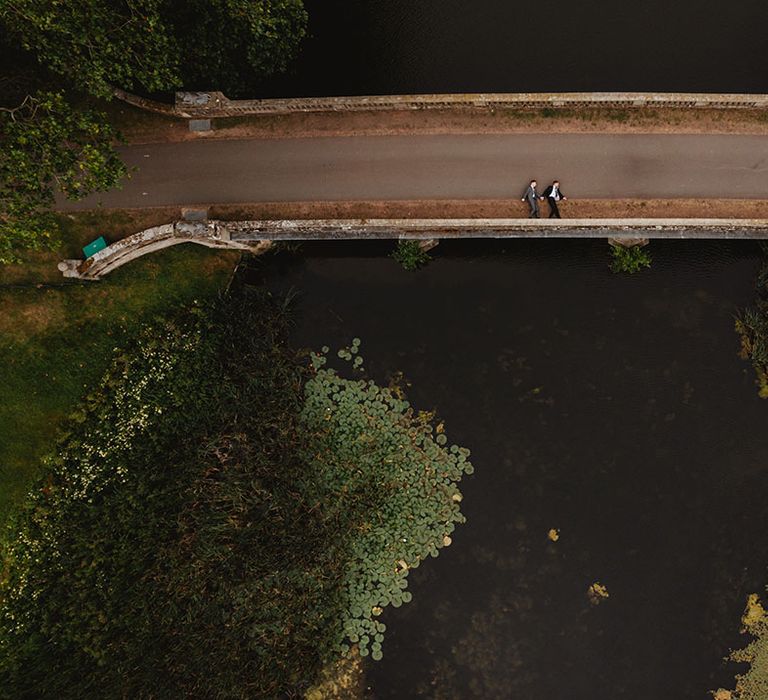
522, 184, 539, 218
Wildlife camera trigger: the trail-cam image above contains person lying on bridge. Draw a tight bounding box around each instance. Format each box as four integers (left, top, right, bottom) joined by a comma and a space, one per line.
521, 179, 540, 218
540, 180, 567, 218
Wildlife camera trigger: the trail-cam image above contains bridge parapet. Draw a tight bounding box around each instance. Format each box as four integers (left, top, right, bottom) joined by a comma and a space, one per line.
113, 89, 768, 119
227, 218, 768, 240
175, 92, 768, 117
57, 221, 269, 280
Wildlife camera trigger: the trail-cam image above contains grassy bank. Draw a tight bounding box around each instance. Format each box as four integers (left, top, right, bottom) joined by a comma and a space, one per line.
0, 212, 238, 524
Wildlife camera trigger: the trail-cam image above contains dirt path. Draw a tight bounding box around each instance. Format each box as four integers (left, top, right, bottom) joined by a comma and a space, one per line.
210, 199, 768, 221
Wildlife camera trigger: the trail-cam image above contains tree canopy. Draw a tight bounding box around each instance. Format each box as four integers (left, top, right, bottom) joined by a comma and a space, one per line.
0, 0, 179, 99
0, 0, 307, 261
0, 0, 308, 98
0, 91, 126, 263
166, 0, 308, 93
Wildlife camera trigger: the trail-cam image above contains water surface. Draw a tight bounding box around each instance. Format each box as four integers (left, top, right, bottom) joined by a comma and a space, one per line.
258, 239, 768, 698
251, 0, 768, 97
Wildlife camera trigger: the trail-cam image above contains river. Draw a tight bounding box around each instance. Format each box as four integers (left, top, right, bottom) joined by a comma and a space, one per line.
251, 0, 768, 98
257, 238, 768, 698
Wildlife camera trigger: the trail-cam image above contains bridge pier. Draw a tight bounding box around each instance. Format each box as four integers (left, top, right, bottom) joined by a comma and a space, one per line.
607, 237, 649, 248
418, 239, 439, 252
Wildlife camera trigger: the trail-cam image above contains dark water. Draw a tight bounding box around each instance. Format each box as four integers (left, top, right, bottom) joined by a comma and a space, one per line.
257, 239, 768, 699
251, 0, 768, 97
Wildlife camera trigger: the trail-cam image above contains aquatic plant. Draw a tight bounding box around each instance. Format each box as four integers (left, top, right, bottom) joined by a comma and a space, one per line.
713, 592, 768, 700
587, 582, 610, 605
304, 341, 472, 660
391, 239, 431, 270
609, 242, 652, 274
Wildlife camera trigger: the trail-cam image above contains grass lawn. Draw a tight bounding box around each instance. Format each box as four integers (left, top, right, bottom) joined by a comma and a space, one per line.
0, 212, 239, 525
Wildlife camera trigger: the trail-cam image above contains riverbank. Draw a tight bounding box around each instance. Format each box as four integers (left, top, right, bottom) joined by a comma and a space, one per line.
0, 212, 238, 523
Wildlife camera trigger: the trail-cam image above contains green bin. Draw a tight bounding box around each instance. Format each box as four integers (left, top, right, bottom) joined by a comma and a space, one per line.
83, 236, 107, 258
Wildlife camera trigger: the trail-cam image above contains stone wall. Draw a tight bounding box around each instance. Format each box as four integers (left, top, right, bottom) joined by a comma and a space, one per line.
113, 89, 768, 119
112, 88, 179, 116
58, 221, 269, 280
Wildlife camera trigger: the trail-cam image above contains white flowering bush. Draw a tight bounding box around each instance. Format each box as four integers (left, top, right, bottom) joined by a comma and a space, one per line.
0, 305, 216, 689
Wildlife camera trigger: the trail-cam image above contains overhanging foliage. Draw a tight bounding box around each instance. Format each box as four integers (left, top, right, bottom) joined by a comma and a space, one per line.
0, 91, 126, 263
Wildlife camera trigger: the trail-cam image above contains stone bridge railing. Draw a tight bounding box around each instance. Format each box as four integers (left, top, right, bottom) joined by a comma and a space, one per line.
60, 218, 768, 280
57, 221, 271, 280
113, 89, 768, 119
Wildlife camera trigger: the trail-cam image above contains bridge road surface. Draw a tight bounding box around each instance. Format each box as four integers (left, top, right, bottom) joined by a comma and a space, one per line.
59, 133, 768, 210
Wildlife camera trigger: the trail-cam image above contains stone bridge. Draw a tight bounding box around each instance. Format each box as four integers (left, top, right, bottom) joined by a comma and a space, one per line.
60, 218, 768, 280
59, 92, 768, 279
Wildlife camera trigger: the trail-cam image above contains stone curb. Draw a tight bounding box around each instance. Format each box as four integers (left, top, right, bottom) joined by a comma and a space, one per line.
113, 88, 768, 120
228, 218, 768, 238
59, 218, 768, 280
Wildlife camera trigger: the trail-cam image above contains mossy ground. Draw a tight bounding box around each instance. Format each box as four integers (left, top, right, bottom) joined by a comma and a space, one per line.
0, 212, 238, 524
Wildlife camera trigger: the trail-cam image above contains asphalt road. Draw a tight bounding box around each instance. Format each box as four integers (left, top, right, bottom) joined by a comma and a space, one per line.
61, 133, 768, 210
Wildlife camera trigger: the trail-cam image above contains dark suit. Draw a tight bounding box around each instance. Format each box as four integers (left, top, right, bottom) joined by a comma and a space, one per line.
522, 185, 539, 218
541, 184, 565, 218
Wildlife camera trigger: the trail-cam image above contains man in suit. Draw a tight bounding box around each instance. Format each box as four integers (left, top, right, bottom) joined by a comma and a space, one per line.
541, 180, 567, 218
521, 179, 539, 218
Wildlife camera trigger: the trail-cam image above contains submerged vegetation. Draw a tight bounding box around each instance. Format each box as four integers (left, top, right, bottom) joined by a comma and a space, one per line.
715, 593, 768, 700
609, 241, 652, 274
0, 284, 470, 697
736, 244, 768, 398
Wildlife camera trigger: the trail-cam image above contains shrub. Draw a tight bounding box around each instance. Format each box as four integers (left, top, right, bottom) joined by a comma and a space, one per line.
609, 242, 652, 274
0, 289, 333, 697
736, 246, 768, 398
